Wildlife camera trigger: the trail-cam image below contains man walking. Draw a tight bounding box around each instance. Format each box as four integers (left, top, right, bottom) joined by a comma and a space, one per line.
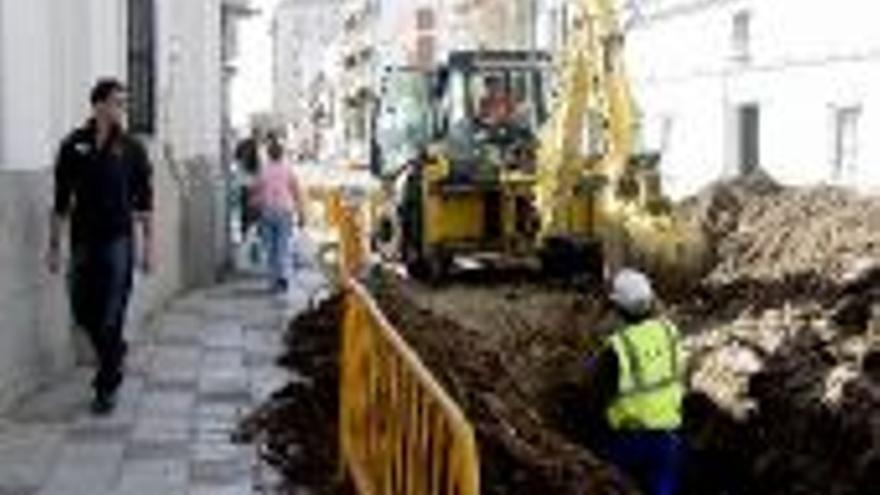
47, 78, 153, 415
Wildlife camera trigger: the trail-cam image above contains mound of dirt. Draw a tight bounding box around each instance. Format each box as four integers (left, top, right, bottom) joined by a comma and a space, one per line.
364, 259, 879, 494
238, 174, 880, 495
685, 320, 880, 495
680, 174, 880, 308
680, 260, 880, 494
235, 293, 351, 495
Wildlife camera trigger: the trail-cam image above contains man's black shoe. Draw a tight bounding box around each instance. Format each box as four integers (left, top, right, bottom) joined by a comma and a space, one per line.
91, 391, 117, 416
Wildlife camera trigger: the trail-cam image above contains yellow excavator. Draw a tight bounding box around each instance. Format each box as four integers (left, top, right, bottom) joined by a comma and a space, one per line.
370, 0, 706, 286
371, 51, 553, 278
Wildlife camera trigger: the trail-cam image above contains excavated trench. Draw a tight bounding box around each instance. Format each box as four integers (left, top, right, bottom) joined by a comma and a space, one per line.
238, 173, 880, 494
368, 271, 635, 495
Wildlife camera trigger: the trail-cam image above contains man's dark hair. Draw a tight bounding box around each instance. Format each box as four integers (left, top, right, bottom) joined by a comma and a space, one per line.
267, 140, 285, 161
90, 78, 126, 105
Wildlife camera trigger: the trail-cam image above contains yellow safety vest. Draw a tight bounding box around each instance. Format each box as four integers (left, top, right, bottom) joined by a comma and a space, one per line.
606, 319, 684, 431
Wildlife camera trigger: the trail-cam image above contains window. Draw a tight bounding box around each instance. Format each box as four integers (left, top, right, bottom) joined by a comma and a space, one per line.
833, 106, 861, 180
561, 3, 570, 46
737, 103, 760, 175
416, 8, 435, 31
416, 35, 436, 68
448, 71, 469, 125
375, 70, 432, 175
468, 70, 546, 129
731, 10, 751, 63
128, 0, 156, 134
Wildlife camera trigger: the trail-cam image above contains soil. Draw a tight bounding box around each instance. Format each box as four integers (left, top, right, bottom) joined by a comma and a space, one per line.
683, 315, 880, 495
240, 172, 880, 494
675, 174, 880, 494
235, 293, 352, 495
369, 267, 880, 495
234, 276, 637, 495
679, 171, 880, 307
366, 271, 636, 495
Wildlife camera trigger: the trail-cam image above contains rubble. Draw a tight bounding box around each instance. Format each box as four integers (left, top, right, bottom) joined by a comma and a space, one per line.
692, 325, 880, 495
679, 175, 880, 409
367, 177, 880, 493
235, 293, 350, 495
241, 173, 880, 494
682, 172, 880, 303
676, 176, 880, 494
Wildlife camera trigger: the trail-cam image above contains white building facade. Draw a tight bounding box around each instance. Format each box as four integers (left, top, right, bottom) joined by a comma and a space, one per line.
623, 0, 880, 197
272, 0, 343, 145
443, 0, 538, 52
0, 0, 249, 411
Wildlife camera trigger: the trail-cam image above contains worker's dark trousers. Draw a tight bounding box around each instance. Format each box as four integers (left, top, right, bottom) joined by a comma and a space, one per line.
607, 430, 682, 495
69, 237, 134, 396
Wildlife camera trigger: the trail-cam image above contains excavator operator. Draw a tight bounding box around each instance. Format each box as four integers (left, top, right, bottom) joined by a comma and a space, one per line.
478, 75, 516, 127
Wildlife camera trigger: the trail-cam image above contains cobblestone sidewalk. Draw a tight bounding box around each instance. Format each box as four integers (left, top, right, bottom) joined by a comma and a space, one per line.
0, 267, 327, 495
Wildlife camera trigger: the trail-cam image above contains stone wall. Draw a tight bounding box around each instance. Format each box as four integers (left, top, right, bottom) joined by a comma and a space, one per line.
0, 147, 228, 412
177, 155, 230, 289
0, 170, 73, 411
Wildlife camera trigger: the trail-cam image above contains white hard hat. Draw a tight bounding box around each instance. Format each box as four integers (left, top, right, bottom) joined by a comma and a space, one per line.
609, 268, 655, 315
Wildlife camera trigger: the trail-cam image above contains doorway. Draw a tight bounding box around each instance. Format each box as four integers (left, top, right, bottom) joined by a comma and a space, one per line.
737, 103, 760, 174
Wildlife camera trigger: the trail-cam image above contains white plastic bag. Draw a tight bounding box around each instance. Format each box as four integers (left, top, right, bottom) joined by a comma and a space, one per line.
290, 228, 317, 270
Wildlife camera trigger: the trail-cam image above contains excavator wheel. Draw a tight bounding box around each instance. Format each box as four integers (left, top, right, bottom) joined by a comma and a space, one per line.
371, 210, 401, 262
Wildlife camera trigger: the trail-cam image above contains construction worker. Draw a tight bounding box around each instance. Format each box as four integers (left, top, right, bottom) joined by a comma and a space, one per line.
588, 268, 685, 495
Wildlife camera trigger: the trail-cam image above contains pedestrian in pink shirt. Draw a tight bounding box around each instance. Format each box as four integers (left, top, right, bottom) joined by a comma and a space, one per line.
252, 139, 306, 292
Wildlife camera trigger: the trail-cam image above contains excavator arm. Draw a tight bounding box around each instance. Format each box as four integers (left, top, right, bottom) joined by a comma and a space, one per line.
536, 0, 708, 287
537, 0, 633, 238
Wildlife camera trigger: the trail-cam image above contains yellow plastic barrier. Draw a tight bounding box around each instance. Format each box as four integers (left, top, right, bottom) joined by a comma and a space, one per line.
337, 201, 366, 282
332, 195, 481, 495
326, 189, 345, 231
340, 281, 481, 495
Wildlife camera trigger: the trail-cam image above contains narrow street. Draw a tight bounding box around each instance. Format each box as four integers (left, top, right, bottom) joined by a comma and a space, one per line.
0, 262, 326, 495
1, 1, 879, 494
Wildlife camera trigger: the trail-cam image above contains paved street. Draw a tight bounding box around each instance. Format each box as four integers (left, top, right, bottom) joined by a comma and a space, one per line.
0, 266, 327, 495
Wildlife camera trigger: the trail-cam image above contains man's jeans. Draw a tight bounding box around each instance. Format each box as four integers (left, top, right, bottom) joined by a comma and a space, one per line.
607, 430, 683, 495
69, 237, 134, 395
260, 209, 293, 290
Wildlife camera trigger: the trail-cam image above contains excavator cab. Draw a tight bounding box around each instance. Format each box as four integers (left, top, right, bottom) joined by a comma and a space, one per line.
371, 52, 551, 180
371, 51, 553, 279
433, 51, 551, 181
